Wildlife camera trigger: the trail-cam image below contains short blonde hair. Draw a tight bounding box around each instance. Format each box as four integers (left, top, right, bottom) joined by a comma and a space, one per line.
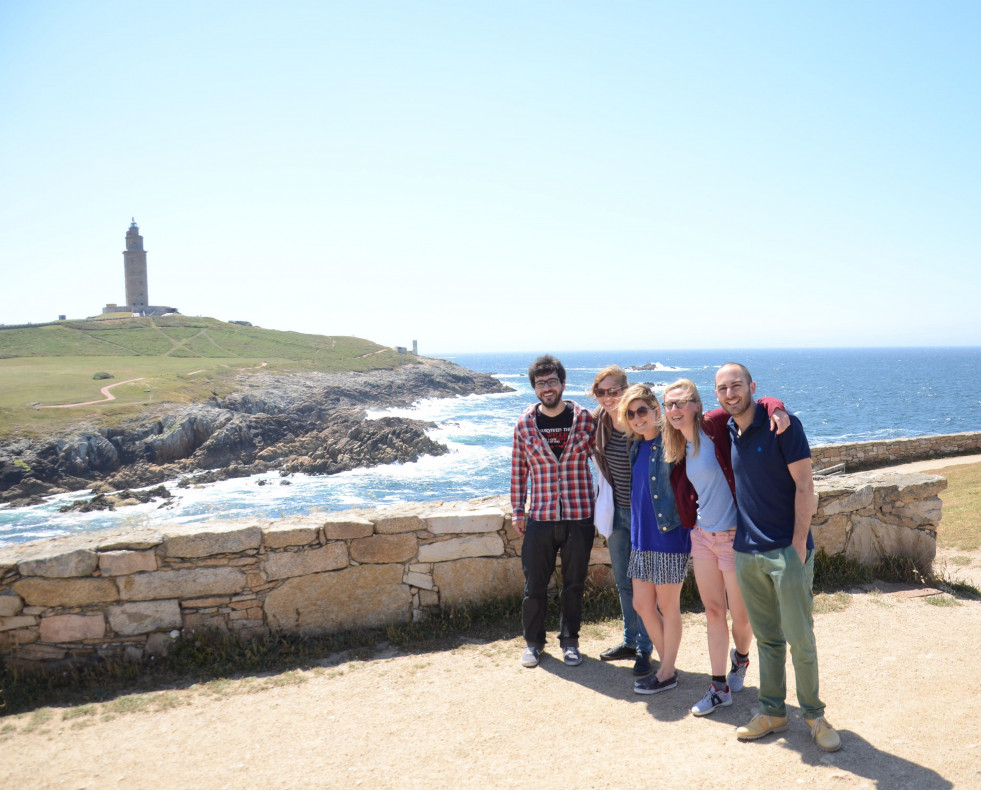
616, 383, 661, 440
590, 365, 628, 398
661, 378, 703, 463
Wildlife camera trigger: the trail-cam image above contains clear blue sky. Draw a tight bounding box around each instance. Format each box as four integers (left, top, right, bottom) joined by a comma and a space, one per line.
1, 1, 978, 353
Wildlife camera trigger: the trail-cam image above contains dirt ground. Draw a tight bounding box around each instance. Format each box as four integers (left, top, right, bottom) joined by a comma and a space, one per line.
2, 460, 980, 790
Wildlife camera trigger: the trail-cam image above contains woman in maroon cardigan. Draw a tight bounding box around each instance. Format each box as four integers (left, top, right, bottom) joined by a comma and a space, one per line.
661, 378, 788, 718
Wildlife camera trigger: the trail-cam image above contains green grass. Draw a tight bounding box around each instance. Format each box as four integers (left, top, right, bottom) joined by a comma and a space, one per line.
934, 462, 981, 552
0, 314, 412, 435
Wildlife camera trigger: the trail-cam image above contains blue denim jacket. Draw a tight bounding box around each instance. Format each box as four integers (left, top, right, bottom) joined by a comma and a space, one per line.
629, 435, 683, 534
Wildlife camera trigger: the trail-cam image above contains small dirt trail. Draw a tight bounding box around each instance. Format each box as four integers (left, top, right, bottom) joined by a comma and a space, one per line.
39, 378, 146, 409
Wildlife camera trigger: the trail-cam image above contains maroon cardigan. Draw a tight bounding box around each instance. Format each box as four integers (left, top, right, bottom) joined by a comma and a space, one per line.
672, 397, 786, 529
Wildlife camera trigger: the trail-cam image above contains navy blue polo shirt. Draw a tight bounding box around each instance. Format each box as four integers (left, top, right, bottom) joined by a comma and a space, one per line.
729, 404, 813, 554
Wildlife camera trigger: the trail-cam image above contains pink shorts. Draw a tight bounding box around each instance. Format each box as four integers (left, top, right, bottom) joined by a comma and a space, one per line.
690, 526, 737, 572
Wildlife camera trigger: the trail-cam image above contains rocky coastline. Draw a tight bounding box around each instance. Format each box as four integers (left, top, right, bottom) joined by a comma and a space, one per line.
0, 357, 511, 509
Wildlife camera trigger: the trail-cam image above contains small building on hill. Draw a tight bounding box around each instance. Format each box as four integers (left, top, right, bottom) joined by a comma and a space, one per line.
102, 219, 177, 317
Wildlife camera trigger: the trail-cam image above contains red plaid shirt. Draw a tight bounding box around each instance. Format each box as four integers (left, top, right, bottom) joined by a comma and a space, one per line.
510, 401, 596, 524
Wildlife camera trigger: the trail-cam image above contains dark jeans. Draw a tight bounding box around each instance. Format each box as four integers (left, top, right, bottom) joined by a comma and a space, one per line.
521, 517, 594, 649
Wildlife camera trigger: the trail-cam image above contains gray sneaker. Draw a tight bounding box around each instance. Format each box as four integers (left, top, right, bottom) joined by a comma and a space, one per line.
728, 648, 749, 692
521, 646, 542, 668
690, 684, 733, 716
562, 646, 583, 666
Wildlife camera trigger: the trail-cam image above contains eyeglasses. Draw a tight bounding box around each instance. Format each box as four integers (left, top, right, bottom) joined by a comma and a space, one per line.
626, 405, 654, 420
595, 387, 622, 398
533, 378, 561, 390
663, 398, 693, 411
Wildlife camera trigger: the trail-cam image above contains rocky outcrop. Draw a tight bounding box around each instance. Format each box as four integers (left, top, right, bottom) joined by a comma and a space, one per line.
0, 357, 509, 506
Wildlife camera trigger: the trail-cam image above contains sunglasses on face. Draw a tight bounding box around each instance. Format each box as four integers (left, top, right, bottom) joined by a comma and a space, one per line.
626, 405, 654, 420
664, 398, 693, 411
595, 387, 622, 398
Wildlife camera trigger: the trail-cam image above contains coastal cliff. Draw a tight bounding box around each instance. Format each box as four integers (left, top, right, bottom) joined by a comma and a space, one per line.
0, 357, 510, 507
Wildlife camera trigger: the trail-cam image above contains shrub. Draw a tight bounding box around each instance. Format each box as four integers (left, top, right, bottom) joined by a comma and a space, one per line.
92, 371, 114, 380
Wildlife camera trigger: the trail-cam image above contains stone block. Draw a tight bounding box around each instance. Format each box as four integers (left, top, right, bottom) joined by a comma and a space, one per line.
418, 590, 439, 607
322, 516, 374, 540
99, 550, 158, 576
118, 567, 246, 601
263, 543, 349, 580
13, 577, 119, 607
891, 497, 943, 527
0, 594, 23, 617
39, 614, 106, 642
817, 484, 873, 516
18, 549, 99, 578
17, 642, 66, 661
265, 564, 409, 633
0, 615, 37, 632
812, 514, 849, 556
432, 557, 524, 607
424, 508, 505, 534
846, 516, 937, 570
417, 535, 505, 563
164, 525, 262, 558
108, 600, 183, 635
351, 534, 417, 564
586, 564, 614, 588
404, 571, 435, 590
263, 522, 322, 549
373, 515, 425, 534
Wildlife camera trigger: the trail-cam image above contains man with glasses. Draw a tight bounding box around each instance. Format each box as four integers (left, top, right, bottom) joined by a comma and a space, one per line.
715, 362, 840, 752
511, 354, 596, 668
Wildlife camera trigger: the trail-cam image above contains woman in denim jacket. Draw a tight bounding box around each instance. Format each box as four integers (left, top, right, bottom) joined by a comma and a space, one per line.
617, 383, 690, 695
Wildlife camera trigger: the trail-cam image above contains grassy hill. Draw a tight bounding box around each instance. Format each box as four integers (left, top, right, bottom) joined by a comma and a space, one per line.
0, 315, 412, 435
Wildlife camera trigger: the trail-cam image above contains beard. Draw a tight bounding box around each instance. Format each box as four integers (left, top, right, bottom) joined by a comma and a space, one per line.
537, 389, 563, 409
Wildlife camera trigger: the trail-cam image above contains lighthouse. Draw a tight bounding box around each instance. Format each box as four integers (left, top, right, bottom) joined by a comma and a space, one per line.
124, 218, 149, 312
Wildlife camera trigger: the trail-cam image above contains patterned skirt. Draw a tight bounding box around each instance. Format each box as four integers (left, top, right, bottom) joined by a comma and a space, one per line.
627, 549, 691, 585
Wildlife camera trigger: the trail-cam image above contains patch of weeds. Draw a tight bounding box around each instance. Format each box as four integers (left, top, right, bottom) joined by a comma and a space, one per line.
24, 709, 53, 732
813, 551, 874, 591
948, 555, 972, 567
268, 671, 308, 688
155, 693, 187, 711
925, 594, 960, 607
107, 694, 153, 714
813, 592, 851, 614
204, 679, 235, 696
940, 579, 981, 600
1, 722, 17, 734
61, 704, 97, 720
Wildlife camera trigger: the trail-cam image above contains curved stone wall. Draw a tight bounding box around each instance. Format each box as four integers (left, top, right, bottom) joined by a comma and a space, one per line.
811, 431, 981, 472
0, 470, 948, 672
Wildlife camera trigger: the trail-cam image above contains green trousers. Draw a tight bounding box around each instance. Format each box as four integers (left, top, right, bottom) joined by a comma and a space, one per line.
735, 545, 825, 720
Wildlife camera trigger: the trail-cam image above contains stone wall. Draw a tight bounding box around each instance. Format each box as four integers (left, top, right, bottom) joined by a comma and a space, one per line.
0, 471, 946, 672
811, 431, 981, 472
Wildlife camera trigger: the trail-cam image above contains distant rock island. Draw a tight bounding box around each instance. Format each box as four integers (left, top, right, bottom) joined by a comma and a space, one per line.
625, 362, 683, 372
0, 357, 510, 509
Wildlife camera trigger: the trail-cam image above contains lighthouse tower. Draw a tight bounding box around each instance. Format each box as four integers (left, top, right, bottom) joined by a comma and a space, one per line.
124, 218, 149, 312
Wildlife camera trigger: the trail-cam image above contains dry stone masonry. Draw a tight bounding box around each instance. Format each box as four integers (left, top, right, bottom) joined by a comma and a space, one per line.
811, 430, 981, 472
0, 463, 948, 673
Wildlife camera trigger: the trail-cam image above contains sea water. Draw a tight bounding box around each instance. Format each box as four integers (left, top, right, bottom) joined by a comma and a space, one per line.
2, 347, 979, 546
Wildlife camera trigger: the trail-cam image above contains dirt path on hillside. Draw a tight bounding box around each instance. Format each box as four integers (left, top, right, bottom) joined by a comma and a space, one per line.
40, 378, 146, 409
2, 460, 979, 789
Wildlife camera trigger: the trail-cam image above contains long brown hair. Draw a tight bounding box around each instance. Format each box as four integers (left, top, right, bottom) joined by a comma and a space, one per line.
589, 365, 628, 398
661, 378, 703, 464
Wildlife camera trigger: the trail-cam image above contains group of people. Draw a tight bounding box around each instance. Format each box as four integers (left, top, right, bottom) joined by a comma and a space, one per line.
509, 355, 840, 752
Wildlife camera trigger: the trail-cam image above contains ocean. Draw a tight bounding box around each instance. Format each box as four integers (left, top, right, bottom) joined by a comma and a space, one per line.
2, 347, 979, 547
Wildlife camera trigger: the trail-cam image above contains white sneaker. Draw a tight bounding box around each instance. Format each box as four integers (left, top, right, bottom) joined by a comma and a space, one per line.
521, 646, 542, 668
562, 646, 583, 666
727, 648, 749, 692
691, 684, 732, 717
